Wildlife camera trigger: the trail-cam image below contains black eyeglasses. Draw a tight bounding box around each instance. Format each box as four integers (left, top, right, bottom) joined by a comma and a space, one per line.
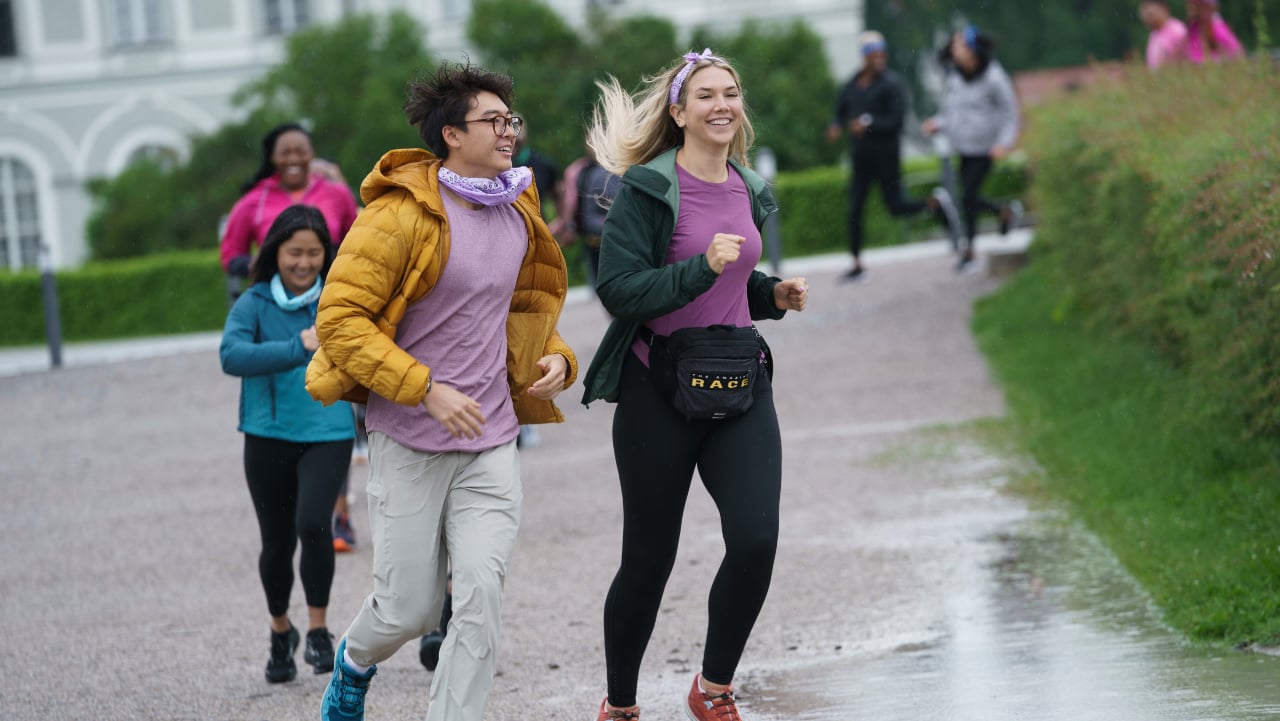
460, 115, 524, 137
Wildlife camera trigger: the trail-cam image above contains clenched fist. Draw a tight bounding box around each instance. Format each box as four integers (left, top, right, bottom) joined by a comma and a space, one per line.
300, 325, 319, 352
706, 233, 745, 275
773, 277, 809, 312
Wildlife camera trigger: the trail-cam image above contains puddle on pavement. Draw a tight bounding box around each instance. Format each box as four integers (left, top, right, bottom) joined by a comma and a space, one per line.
750, 509, 1280, 720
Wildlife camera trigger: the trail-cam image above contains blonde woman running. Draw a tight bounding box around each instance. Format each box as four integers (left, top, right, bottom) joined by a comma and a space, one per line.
580, 50, 810, 721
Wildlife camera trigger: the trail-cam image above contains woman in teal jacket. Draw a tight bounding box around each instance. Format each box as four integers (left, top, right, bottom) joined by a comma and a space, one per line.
220, 204, 354, 684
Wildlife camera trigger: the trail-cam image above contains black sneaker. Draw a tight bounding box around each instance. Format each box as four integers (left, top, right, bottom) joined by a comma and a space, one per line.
265, 625, 300, 683
306, 627, 336, 674
838, 266, 867, 284
999, 199, 1025, 235
419, 629, 445, 671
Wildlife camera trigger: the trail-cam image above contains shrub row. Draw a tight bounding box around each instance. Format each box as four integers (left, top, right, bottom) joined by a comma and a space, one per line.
4, 157, 1028, 347
974, 58, 1280, 645
1, 251, 228, 347
1022, 59, 1280, 441
976, 268, 1280, 645
773, 155, 1026, 257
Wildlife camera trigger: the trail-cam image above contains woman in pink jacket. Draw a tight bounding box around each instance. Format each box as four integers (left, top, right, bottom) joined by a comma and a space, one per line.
1184, 0, 1245, 63
220, 123, 359, 277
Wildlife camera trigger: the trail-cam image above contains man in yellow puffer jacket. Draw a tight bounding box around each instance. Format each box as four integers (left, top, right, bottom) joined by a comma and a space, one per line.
307, 62, 576, 721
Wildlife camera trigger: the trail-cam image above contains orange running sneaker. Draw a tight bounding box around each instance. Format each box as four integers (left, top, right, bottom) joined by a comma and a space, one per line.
685, 674, 742, 721
333, 513, 356, 553
596, 698, 640, 720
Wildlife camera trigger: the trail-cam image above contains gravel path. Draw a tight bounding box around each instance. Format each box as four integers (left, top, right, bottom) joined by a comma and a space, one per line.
1, 243, 1029, 720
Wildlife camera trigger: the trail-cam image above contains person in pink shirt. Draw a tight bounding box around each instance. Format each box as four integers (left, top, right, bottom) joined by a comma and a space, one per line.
220, 123, 359, 277
1184, 0, 1245, 63
1140, 0, 1188, 68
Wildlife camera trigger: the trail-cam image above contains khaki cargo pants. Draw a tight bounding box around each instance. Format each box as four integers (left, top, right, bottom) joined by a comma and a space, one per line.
344, 432, 521, 721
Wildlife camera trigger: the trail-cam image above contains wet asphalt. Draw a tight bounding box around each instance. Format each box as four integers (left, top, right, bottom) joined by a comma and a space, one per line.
3, 232, 1276, 720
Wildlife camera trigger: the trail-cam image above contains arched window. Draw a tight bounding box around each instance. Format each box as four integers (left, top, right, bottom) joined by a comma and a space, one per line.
0, 158, 41, 270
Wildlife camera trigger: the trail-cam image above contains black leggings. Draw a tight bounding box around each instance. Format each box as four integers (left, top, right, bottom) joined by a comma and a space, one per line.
243, 434, 353, 617
604, 351, 782, 707
959, 155, 1003, 246
849, 144, 928, 258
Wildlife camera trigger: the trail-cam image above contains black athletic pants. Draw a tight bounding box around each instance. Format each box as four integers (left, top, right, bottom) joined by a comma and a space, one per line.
243, 434, 353, 617
958, 154, 1003, 247
849, 143, 928, 258
604, 351, 782, 707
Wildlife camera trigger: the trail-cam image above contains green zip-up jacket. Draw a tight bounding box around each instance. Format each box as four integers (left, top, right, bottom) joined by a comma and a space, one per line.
580, 147, 786, 406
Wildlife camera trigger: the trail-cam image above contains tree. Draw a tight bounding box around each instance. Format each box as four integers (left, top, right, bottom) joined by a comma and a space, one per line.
466, 0, 684, 169
586, 12, 680, 97
238, 10, 432, 182
690, 20, 835, 171
467, 0, 589, 166
86, 12, 433, 260
468, 0, 832, 172
86, 110, 281, 260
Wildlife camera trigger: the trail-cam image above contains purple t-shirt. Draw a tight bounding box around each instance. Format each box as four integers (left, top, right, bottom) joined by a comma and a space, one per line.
631, 163, 762, 366
365, 191, 527, 453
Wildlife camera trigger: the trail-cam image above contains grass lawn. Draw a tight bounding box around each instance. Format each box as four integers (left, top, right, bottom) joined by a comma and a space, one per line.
973, 267, 1280, 647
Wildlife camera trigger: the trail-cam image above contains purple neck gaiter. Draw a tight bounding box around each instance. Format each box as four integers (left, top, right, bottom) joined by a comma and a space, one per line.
437, 166, 533, 206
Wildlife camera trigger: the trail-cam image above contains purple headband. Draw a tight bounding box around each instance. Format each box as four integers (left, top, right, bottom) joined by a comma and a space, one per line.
669, 48, 718, 106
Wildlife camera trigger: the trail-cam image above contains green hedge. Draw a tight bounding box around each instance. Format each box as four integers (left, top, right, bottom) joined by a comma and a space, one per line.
976, 268, 1280, 645
773, 155, 1026, 258
1, 251, 228, 347
1022, 59, 1280, 441
974, 58, 1280, 645
2, 158, 1027, 348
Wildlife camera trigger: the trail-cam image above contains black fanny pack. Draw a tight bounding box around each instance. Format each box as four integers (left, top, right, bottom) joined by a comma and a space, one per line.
643, 324, 772, 421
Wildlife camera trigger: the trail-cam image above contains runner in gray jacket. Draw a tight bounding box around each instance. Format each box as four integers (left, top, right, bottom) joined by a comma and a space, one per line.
923, 26, 1023, 271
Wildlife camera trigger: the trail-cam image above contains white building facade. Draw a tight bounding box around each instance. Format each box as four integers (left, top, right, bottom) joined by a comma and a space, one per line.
0, 0, 861, 270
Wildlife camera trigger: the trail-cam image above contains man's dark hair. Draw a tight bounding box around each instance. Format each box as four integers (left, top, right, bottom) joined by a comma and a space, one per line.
404, 62, 515, 159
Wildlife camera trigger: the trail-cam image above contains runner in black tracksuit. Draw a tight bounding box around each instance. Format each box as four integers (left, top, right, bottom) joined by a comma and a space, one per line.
827, 31, 954, 282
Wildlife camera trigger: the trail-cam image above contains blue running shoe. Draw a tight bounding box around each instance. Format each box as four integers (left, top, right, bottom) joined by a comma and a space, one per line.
321, 637, 377, 721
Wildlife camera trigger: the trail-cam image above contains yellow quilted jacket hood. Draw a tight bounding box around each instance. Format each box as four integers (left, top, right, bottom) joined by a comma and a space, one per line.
305, 148, 577, 424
